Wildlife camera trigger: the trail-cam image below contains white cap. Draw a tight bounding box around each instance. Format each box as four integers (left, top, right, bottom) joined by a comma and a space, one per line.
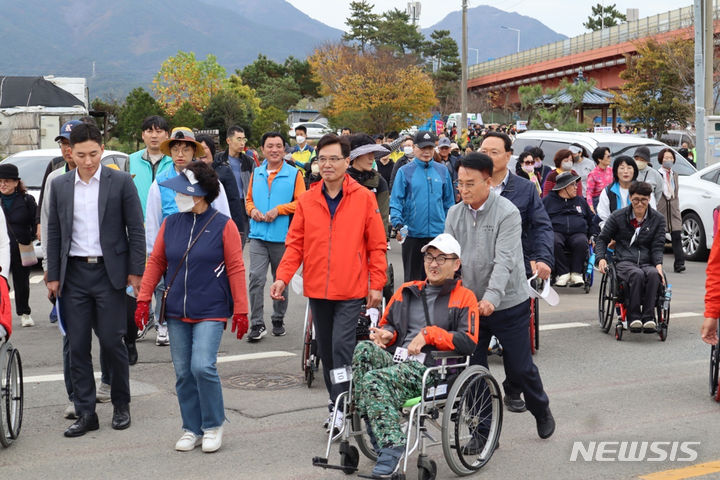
421, 233, 462, 258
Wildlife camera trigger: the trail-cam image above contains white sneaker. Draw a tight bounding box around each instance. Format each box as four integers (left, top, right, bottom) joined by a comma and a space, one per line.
643, 320, 657, 330
63, 404, 77, 419
569, 273, 585, 287
156, 324, 169, 346
202, 426, 223, 453
629, 320, 643, 330
554, 273, 570, 287
175, 431, 202, 451
21, 314, 34, 327
96, 382, 111, 403
327, 410, 344, 437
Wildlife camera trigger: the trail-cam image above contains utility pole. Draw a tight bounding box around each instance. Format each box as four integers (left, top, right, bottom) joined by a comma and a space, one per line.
461, 0, 468, 132
694, 0, 713, 169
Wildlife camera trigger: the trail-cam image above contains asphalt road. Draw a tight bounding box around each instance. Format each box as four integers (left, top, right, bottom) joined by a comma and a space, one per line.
0, 246, 718, 480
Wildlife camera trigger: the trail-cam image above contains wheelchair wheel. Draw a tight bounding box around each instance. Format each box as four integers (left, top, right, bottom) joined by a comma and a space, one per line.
0, 342, 23, 447
302, 306, 318, 388
656, 283, 670, 343
417, 455, 437, 480
338, 440, 359, 474
598, 271, 616, 333
441, 365, 502, 475
529, 300, 536, 356
351, 412, 378, 461
383, 263, 395, 306
614, 323, 623, 341
710, 322, 720, 401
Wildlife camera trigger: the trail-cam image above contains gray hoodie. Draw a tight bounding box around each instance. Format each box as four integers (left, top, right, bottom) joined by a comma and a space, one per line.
445, 191, 529, 311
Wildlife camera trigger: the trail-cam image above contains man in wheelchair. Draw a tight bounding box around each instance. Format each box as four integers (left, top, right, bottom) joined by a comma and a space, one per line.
351, 233, 479, 478
595, 181, 666, 331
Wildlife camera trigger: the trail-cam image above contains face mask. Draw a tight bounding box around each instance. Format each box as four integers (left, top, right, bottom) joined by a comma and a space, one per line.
635, 159, 647, 170
662, 160, 674, 169
175, 193, 196, 213
403, 146, 414, 157
522, 164, 534, 173
534, 160, 542, 168
561, 160, 573, 171
296, 135, 306, 144
311, 162, 320, 174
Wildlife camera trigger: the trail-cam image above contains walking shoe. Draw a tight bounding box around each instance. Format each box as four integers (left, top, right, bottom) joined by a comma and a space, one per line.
175, 431, 202, 451
96, 382, 111, 403
64, 404, 77, 420
536, 408, 555, 439
462, 436, 487, 455
202, 426, 223, 453
643, 320, 657, 331
569, 273, 585, 287
674, 265, 686, 273
503, 393, 527, 413
127, 341, 138, 366
247, 324, 267, 342
64, 413, 99, 437
156, 324, 169, 346
554, 273, 570, 287
372, 445, 405, 477
21, 314, 34, 327
137, 316, 156, 340
271, 322, 286, 336
323, 399, 334, 429
325, 409, 344, 436
629, 320, 643, 330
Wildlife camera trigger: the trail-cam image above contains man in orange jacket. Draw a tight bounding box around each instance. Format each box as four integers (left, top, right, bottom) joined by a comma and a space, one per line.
700, 232, 720, 345
271, 133, 387, 433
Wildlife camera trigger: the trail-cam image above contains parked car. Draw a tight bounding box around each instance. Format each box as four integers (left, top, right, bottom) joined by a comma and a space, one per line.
288, 122, 332, 140
511, 131, 696, 175
677, 161, 720, 261
1, 148, 129, 259
660, 130, 696, 149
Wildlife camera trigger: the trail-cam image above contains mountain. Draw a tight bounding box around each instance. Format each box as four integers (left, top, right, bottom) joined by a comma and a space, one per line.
422, 5, 567, 64
0, 0, 342, 99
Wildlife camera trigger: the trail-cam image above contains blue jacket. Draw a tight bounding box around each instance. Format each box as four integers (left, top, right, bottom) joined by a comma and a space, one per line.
500, 172, 554, 275
390, 158, 455, 238
128, 149, 173, 218
163, 207, 233, 319
248, 161, 297, 243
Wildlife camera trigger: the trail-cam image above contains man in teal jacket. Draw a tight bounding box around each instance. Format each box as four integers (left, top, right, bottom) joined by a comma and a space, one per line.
128, 116, 173, 217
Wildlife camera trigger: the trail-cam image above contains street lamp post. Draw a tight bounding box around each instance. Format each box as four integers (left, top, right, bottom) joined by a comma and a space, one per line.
501, 26, 521, 53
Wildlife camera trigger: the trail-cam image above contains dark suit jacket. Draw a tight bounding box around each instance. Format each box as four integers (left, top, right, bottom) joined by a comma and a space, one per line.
46, 166, 146, 292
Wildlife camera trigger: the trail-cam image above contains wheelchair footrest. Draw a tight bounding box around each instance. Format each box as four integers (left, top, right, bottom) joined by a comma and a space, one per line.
312, 457, 358, 472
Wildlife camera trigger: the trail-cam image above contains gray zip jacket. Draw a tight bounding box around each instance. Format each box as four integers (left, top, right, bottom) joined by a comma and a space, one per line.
445, 191, 529, 311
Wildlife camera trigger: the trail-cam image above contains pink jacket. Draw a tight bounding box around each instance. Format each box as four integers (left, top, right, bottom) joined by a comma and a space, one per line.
586, 166, 613, 207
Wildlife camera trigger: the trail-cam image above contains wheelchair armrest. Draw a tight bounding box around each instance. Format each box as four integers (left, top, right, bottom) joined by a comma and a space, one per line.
430, 350, 466, 360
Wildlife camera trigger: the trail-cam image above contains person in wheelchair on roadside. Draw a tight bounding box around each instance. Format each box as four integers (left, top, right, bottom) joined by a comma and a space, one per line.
351, 233, 479, 478
543, 171, 598, 287
595, 181, 666, 331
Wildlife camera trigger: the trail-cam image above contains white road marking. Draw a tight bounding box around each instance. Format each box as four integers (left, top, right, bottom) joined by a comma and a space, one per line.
669, 312, 702, 319
23, 351, 296, 383
539, 322, 589, 331
29, 275, 44, 284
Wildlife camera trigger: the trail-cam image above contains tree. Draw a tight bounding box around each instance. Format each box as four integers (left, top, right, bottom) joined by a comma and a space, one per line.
203, 79, 262, 144
309, 43, 436, 133
171, 101, 203, 130
153, 51, 226, 115
284, 56, 321, 98
424, 29, 462, 111
239, 54, 286, 91
115, 87, 165, 147
519, 78, 596, 131
251, 106, 290, 146
583, 3, 627, 31
615, 38, 694, 139
343, 1, 379, 52
239, 54, 319, 110
256, 76, 302, 112
90, 96, 121, 138
372, 8, 425, 57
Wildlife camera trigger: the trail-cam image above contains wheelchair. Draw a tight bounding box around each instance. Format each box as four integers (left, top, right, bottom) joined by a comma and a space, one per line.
597, 261, 670, 341
550, 243, 594, 294
312, 351, 503, 479
0, 339, 23, 447
489, 278, 541, 357
709, 321, 720, 402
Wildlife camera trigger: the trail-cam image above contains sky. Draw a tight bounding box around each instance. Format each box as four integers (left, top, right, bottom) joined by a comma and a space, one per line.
286, 0, 692, 38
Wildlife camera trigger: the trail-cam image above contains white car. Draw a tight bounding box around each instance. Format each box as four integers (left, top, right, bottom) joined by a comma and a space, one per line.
1, 148, 129, 259
678, 162, 720, 261
288, 122, 332, 140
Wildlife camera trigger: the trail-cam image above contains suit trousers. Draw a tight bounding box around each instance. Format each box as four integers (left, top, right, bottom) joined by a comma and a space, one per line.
61, 259, 129, 414
471, 299, 549, 418
401, 237, 433, 282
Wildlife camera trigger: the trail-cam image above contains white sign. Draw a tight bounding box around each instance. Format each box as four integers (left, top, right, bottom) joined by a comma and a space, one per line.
594, 126, 614, 134
516, 120, 528, 132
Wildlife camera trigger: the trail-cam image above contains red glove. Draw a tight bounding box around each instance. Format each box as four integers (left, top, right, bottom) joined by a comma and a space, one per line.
135, 301, 150, 330
231, 313, 248, 340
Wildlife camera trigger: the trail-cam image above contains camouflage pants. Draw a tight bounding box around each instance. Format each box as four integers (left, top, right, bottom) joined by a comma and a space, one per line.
352, 341, 426, 449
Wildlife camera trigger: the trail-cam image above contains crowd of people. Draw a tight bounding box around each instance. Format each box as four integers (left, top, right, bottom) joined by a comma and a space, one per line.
0, 112, 716, 477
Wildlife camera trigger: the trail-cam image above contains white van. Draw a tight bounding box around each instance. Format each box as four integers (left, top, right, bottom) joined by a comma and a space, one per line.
446, 113, 483, 129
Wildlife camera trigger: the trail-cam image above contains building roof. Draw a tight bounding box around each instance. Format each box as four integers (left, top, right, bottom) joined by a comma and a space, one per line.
538, 85, 616, 106
0, 76, 84, 109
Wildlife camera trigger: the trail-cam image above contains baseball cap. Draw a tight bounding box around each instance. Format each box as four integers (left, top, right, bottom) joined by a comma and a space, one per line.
413, 130, 438, 149
438, 137, 452, 148
421, 233, 462, 258
159, 168, 208, 197
54, 120, 83, 142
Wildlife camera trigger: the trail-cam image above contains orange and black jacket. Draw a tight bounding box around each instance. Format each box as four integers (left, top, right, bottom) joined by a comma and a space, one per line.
379, 278, 479, 363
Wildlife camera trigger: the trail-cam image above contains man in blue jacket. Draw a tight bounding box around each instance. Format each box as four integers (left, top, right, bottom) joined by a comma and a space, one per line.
479, 131, 554, 414
390, 130, 455, 282
128, 116, 172, 218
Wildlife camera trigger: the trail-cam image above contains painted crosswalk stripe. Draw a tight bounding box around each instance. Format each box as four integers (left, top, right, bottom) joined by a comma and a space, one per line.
29, 275, 44, 284
539, 322, 589, 331
670, 312, 702, 319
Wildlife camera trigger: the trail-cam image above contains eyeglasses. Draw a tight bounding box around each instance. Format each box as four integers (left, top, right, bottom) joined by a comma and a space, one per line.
317, 156, 345, 164
522, 161, 535, 166
170, 144, 194, 154
631, 197, 649, 204
57, 140, 70, 148
454, 181, 476, 190
423, 253, 458, 266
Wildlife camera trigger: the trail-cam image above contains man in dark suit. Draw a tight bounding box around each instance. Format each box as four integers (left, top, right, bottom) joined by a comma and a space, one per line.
46, 123, 146, 437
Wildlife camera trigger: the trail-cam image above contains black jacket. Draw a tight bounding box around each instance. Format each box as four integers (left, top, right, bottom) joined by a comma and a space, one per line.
542, 191, 597, 237
213, 150, 254, 235
2, 192, 36, 246
595, 205, 666, 266
389, 155, 411, 191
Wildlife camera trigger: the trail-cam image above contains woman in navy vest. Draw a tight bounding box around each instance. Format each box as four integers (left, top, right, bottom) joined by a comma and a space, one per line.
135, 162, 248, 453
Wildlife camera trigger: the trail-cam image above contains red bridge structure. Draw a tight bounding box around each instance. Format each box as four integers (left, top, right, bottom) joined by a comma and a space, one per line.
468, 5, 719, 122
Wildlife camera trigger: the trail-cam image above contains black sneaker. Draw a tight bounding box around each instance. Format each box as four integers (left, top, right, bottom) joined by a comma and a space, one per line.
247, 325, 267, 342
503, 393, 527, 413
272, 322, 286, 336
536, 408, 555, 439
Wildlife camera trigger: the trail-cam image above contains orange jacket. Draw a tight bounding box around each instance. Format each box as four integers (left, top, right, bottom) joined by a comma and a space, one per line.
276, 174, 387, 300
706, 232, 720, 319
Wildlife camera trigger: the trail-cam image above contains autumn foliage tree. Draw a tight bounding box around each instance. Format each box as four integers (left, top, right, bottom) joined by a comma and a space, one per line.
153, 51, 226, 115
615, 38, 694, 138
309, 43, 436, 133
